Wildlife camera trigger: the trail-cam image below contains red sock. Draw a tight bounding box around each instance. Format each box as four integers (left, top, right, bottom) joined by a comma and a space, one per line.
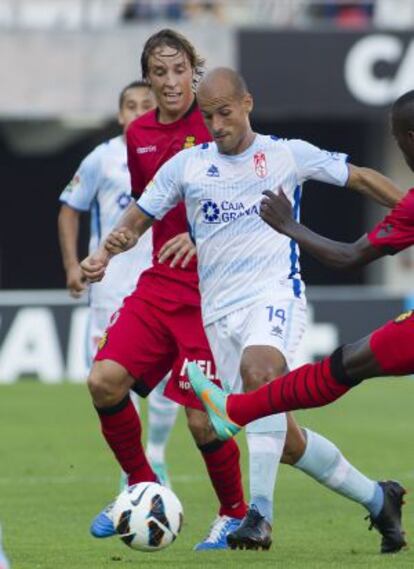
227, 354, 351, 427
96, 395, 157, 485
198, 439, 247, 519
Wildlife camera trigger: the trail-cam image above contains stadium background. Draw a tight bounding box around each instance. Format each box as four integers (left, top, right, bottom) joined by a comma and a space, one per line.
0, 2, 414, 568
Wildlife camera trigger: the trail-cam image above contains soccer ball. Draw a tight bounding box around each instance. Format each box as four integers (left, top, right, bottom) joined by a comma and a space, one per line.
112, 482, 184, 552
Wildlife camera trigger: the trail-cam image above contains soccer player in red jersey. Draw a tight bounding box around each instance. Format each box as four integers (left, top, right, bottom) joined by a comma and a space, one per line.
188, 89, 414, 554
83, 29, 248, 549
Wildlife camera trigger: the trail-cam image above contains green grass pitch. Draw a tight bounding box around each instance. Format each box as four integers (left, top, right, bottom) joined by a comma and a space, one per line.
0, 379, 413, 568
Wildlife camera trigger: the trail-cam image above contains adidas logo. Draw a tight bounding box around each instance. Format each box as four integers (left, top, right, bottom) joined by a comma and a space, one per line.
207, 164, 220, 177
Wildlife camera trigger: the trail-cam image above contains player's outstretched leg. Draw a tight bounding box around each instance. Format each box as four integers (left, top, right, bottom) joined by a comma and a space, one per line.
188, 344, 371, 431
187, 350, 352, 437
146, 378, 179, 488
290, 428, 406, 554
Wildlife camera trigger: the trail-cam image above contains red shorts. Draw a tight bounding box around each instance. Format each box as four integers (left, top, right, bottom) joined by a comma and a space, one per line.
95, 294, 220, 410
369, 310, 414, 375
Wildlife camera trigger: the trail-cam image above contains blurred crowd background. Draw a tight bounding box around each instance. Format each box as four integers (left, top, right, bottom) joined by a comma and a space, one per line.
0, 1, 414, 29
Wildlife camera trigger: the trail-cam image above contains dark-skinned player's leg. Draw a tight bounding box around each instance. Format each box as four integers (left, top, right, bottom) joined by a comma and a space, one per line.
227, 311, 414, 424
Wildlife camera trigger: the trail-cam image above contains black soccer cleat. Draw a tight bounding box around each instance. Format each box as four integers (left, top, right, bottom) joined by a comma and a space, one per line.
366, 480, 407, 554
226, 506, 272, 551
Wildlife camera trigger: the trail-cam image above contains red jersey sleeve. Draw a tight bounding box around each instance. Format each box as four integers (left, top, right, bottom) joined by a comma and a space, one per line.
367, 188, 414, 254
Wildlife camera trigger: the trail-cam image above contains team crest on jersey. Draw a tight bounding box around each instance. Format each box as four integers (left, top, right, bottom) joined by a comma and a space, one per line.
394, 310, 413, 323
254, 152, 267, 178
183, 135, 196, 149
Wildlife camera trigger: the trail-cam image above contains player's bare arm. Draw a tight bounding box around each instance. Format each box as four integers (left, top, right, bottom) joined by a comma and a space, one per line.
346, 164, 404, 207
80, 202, 153, 283
58, 204, 87, 298
105, 202, 154, 255
158, 233, 196, 268
260, 189, 382, 270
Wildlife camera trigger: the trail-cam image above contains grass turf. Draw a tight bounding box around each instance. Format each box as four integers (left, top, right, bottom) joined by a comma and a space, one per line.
0, 378, 413, 568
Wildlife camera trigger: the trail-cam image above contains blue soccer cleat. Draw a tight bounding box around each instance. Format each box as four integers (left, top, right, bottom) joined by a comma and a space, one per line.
194, 515, 242, 551
187, 362, 240, 441
90, 502, 116, 538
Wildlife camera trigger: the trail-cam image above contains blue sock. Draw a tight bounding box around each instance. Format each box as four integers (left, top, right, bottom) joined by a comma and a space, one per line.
365, 483, 384, 518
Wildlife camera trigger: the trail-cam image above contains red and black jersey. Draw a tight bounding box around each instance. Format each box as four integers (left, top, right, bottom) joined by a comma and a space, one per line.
367, 188, 414, 254
126, 101, 212, 306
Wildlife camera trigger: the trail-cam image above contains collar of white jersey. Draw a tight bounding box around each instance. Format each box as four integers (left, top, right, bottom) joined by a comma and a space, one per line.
213, 133, 263, 161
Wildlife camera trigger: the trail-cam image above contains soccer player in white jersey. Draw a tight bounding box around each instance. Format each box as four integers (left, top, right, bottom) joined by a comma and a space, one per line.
58, 81, 179, 486
81, 68, 403, 551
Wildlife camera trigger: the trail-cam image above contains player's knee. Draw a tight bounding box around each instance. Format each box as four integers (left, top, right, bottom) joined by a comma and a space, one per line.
87, 362, 128, 407
241, 361, 285, 392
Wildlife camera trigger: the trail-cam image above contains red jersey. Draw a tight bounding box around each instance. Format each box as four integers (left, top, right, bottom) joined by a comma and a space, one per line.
126, 101, 211, 305
367, 188, 414, 254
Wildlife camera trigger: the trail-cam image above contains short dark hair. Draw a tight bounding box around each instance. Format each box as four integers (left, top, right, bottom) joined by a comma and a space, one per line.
199, 67, 248, 99
141, 29, 205, 88
392, 90, 414, 129
118, 80, 150, 109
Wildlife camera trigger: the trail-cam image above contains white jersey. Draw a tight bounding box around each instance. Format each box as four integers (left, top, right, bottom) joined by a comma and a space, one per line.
60, 135, 152, 309
138, 134, 348, 325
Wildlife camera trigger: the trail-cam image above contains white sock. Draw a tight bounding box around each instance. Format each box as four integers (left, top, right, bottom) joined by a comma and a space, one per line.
246, 414, 287, 524
146, 379, 179, 465
294, 429, 378, 509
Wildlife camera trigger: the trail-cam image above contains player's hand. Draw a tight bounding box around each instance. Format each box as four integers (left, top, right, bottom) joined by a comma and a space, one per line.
80, 249, 110, 283
105, 226, 137, 255
158, 232, 196, 268
66, 264, 87, 298
260, 189, 295, 234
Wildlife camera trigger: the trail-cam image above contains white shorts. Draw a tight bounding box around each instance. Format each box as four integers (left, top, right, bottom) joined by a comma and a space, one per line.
205, 293, 307, 396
